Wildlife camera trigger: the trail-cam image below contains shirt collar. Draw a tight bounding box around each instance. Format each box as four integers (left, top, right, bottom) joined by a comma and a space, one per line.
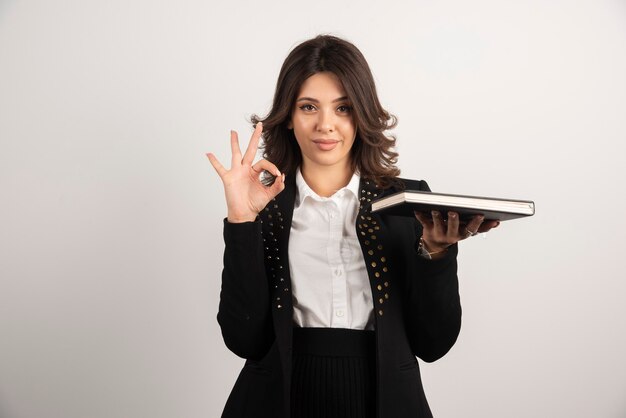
295, 168, 360, 206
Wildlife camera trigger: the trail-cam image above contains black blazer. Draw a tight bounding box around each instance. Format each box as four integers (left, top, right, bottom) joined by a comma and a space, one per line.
217, 176, 461, 418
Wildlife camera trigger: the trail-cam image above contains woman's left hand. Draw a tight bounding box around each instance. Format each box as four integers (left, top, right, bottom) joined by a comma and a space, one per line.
414, 211, 500, 255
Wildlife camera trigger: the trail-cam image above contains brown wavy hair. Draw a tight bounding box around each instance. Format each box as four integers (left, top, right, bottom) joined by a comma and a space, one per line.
252, 35, 401, 188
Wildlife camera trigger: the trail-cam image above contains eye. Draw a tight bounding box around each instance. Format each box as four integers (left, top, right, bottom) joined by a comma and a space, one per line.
337, 105, 352, 113
299, 104, 316, 112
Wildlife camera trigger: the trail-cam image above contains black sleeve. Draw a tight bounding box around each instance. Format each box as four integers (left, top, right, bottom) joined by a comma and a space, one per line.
403, 180, 462, 363
216, 219, 274, 361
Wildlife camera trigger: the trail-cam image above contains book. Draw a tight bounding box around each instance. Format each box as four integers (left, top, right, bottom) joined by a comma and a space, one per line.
370, 190, 535, 221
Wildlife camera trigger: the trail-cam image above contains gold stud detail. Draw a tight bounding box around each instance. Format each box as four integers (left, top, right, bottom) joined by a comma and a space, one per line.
384, 281, 389, 287
385, 293, 389, 299
377, 285, 382, 291
368, 250, 374, 256
383, 267, 388, 273
375, 272, 380, 278
378, 310, 384, 316
371, 262, 377, 267
377, 245, 383, 250
379, 298, 384, 304
381, 257, 386, 262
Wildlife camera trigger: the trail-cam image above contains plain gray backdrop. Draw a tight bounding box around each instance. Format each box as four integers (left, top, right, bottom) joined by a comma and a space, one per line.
1, 0, 625, 417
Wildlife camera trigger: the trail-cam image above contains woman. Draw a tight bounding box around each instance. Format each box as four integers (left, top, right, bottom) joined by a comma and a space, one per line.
207, 35, 498, 418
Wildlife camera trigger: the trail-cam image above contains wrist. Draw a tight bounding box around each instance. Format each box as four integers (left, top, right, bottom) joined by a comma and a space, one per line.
418, 237, 449, 259
227, 213, 258, 223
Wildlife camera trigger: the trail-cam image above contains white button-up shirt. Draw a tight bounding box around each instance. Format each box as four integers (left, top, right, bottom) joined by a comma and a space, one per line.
288, 169, 375, 330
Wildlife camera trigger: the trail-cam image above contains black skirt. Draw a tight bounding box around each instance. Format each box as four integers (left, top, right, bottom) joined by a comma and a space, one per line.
291, 327, 376, 418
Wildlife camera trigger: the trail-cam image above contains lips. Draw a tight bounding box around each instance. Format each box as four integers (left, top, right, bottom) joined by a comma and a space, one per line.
312, 139, 340, 151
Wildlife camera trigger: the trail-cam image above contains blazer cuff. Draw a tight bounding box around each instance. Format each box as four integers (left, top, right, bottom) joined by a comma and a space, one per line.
223, 217, 262, 240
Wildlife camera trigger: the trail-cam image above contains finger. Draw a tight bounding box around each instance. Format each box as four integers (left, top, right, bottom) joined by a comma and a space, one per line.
414, 211, 433, 228
464, 215, 485, 236
446, 211, 460, 238
206, 153, 227, 178
268, 173, 286, 198
230, 130, 243, 167
431, 211, 445, 235
251, 158, 281, 178
242, 122, 263, 165
477, 220, 499, 233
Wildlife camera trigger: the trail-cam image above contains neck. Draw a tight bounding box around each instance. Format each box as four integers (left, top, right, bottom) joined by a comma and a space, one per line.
300, 161, 353, 197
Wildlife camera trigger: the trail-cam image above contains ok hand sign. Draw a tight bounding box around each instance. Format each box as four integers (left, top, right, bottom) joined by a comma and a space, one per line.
206, 122, 285, 223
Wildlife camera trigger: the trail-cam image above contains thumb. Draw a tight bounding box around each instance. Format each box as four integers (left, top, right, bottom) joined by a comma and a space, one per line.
268, 173, 286, 198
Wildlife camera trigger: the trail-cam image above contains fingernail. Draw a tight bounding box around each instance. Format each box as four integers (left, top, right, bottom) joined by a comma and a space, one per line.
448, 212, 456, 219
275, 169, 281, 177
431, 211, 439, 217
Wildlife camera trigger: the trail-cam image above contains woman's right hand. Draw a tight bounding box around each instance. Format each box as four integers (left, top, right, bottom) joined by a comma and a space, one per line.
206, 122, 285, 223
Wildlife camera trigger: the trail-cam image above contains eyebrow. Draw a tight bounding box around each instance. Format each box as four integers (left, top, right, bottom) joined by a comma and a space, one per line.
296, 96, 349, 103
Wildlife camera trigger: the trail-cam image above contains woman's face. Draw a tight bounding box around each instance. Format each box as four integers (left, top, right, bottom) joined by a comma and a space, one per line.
289, 72, 357, 172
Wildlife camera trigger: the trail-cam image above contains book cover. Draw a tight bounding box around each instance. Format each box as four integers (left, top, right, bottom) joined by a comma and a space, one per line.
371, 190, 535, 221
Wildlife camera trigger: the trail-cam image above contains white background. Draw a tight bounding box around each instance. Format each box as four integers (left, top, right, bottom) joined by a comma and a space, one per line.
1, 0, 625, 417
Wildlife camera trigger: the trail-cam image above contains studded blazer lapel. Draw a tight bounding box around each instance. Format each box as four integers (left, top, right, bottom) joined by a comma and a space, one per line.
259, 175, 401, 330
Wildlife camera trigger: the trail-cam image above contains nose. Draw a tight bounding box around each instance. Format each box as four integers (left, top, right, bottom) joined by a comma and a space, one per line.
316, 109, 335, 133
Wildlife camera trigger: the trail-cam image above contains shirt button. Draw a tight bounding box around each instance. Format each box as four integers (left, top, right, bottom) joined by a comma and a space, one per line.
336, 310, 344, 317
